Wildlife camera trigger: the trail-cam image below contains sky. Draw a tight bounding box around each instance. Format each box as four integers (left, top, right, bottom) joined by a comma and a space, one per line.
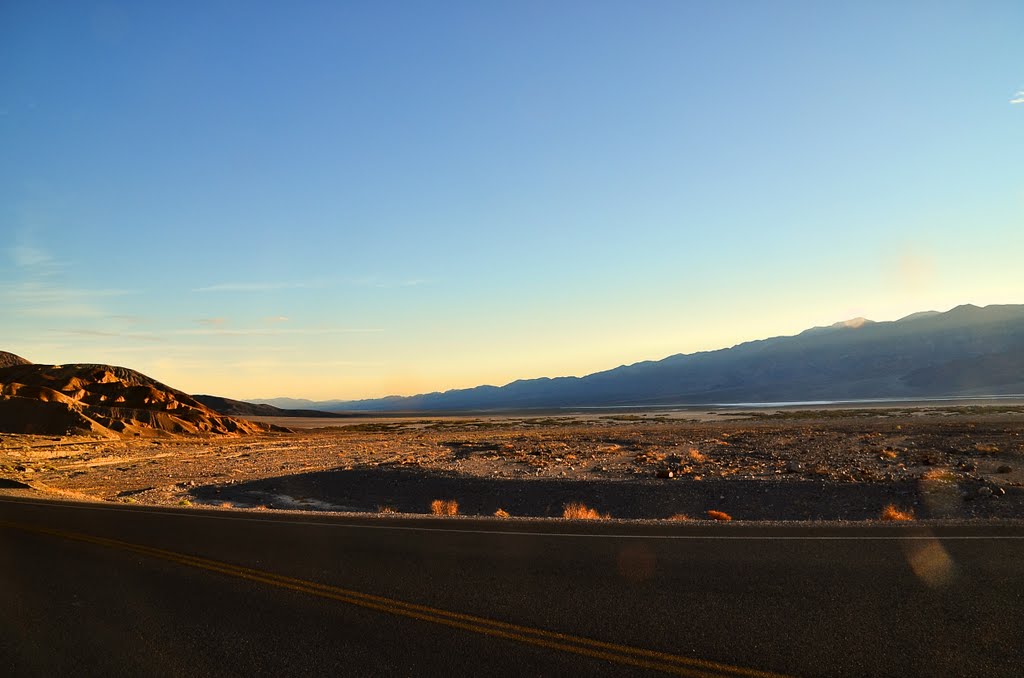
2, 1, 1022, 401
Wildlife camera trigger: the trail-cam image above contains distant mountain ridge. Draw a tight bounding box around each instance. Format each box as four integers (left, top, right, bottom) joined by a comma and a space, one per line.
193, 395, 352, 419
255, 303, 1024, 412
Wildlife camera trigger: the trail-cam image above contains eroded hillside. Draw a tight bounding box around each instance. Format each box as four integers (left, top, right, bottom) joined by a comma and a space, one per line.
0, 353, 278, 437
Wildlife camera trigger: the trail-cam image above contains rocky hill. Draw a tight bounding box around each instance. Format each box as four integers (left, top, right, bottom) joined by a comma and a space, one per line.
0, 354, 282, 437
0, 351, 31, 369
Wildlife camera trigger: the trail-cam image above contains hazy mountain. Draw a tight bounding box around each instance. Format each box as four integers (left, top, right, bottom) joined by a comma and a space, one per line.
248, 397, 351, 410
312, 304, 1024, 412
193, 395, 352, 419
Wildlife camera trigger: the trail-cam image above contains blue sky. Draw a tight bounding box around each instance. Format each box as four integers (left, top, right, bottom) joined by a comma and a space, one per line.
2, 1, 1022, 399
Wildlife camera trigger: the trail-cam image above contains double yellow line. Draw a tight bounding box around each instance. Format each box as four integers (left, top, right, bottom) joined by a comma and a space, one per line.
1, 520, 789, 678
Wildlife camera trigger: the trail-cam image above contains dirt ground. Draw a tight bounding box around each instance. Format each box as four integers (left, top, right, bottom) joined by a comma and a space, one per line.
2, 405, 1023, 521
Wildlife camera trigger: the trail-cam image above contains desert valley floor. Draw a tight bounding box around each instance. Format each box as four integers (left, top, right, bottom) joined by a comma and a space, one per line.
2, 405, 1023, 522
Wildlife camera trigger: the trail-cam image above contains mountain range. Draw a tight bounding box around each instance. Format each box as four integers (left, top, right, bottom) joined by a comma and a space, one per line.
191, 394, 351, 419
253, 304, 1024, 412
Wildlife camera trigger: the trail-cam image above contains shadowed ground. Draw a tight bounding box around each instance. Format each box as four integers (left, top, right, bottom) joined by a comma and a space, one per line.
190, 467, 1022, 520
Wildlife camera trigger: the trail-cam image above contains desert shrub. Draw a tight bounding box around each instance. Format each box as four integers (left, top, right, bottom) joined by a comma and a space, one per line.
881, 504, 913, 521
667, 513, 690, 521
563, 503, 609, 520
706, 510, 732, 521
493, 508, 510, 518
430, 499, 459, 516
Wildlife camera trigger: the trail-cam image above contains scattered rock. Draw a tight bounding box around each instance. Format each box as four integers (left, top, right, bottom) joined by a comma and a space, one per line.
116, 486, 156, 497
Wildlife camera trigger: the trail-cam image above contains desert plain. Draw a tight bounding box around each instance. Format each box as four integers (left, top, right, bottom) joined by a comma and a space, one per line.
2, 404, 1023, 522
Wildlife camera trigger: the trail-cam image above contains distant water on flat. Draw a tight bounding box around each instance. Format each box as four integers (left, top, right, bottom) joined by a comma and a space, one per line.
714, 394, 1024, 408
577, 394, 1024, 410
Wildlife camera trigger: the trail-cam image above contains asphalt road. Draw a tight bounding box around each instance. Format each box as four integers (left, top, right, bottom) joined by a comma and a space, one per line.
1, 495, 1022, 677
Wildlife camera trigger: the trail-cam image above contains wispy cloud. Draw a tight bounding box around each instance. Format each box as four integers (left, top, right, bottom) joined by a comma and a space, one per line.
10, 244, 57, 269
107, 314, 146, 324
1011, 90, 1024, 105
2, 240, 135, 318
0, 282, 135, 317
264, 315, 289, 323
197, 317, 226, 327
192, 281, 318, 293
0, 283, 134, 302
48, 326, 382, 340
2, 238, 140, 321
53, 328, 163, 342
173, 327, 381, 337
79, 343, 325, 355
120, 357, 385, 372
225, 359, 384, 369
349, 276, 433, 289
193, 277, 433, 293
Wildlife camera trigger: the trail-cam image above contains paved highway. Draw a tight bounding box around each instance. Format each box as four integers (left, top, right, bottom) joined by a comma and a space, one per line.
1, 495, 1022, 677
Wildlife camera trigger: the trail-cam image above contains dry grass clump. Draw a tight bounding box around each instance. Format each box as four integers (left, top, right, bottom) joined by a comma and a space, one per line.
667, 513, 691, 521
377, 505, 396, 514
705, 510, 732, 521
430, 499, 459, 516
563, 503, 609, 520
974, 442, 1000, 454
881, 504, 914, 521
687, 448, 706, 462
880, 448, 898, 459
493, 508, 510, 518
922, 469, 955, 483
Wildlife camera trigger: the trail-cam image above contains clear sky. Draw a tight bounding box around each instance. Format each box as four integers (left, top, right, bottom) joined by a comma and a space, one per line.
2, 1, 1022, 400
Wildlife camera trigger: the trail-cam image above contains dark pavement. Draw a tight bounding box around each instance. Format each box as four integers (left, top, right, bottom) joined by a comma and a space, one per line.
1, 495, 1022, 677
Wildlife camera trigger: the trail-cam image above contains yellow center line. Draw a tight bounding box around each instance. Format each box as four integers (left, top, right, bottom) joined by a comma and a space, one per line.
0, 521, 790, 678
